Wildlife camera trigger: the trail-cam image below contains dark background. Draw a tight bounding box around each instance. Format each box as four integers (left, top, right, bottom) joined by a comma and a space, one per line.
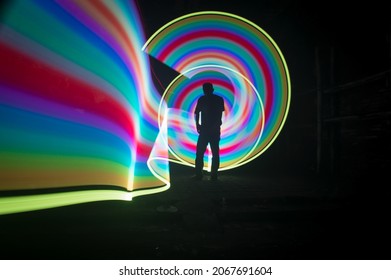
0, 0, 390, 260
137, 0, 391, 184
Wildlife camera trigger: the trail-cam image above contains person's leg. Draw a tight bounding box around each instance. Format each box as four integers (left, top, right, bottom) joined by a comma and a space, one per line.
195, 133, 208, 178
209, 132, 220, 180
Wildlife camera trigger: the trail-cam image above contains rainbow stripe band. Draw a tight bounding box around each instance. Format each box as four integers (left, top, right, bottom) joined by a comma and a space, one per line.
0, 0, 169, 215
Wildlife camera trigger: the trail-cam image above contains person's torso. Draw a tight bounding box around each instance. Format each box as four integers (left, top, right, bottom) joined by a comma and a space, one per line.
198, 94, 224, 128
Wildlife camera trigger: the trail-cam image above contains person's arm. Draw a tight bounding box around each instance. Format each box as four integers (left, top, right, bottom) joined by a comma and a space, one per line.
195, 111, 201, 133
195, 98, 202, 133
220, 96, 225, 125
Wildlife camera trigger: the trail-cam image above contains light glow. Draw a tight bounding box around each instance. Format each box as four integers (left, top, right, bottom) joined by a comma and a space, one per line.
0, 0, 168, 214
0, 4, 290, 215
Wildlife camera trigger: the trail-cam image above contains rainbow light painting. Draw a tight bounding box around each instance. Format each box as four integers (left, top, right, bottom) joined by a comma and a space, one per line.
0, 3, 290, 215
0, 0, 169, 215
143, 11, 290, 170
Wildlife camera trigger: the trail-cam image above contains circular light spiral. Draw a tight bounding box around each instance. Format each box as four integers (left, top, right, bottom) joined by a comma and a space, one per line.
143, 11, 291, 170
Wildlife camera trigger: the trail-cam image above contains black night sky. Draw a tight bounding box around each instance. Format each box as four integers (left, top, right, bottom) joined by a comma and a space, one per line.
137, 0, 390, 90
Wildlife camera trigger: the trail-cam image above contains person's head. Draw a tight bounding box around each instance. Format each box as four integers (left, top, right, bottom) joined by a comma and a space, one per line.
202, 82, 214, 96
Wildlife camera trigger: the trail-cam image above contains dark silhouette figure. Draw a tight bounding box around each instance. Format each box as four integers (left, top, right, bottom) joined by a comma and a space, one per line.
194, 82, 225, 181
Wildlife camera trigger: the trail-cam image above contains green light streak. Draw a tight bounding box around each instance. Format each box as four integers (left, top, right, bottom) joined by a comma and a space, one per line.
0, 184, 171, 215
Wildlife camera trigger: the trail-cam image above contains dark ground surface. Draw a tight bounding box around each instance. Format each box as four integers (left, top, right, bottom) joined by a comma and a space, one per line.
0, 163, 390, 260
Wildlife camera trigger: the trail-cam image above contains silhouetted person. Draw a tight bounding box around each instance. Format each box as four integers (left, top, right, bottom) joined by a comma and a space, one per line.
194, 82, 225, 181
